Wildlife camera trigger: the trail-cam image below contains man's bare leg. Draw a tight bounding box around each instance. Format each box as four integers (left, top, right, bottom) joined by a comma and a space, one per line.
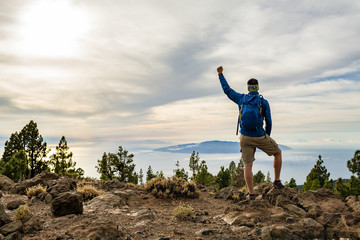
244, 162, 254, 194
273, 150, 282, 181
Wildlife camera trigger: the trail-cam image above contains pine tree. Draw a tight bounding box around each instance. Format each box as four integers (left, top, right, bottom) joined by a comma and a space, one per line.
285, 177, 297, 188
0, 150, 27, 182
95, 146, 137, 183
20, 120, 49, 178
174, 160, 188, 181
266, 171, 271, 183
347, 150, 360, 177
215, 166, 231, 190
0, 120, 49, 180
195, 160, 213, 186
156, 170, 164, 178
253, 170, 265, 185
231, 158, 245, 187
146, 166, 156, 181
229, 161, 236, 183
96, 152, 116, 181
323, 177, 333, 190
334, 178, 350, 200
333, 150, 360, 199
50, 136, 73, 175
189, 151, 199, 179
0, 132, 22, 167
50, 136, 83, 178
303, 155, 331, 192
310, 179, 321, 190
115, 146, 136, 182
139, 169, 144, 185
348, 176, 360, 196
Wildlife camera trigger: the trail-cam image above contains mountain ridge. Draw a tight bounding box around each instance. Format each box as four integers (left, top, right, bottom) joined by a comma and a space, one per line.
154, 140, 291, 154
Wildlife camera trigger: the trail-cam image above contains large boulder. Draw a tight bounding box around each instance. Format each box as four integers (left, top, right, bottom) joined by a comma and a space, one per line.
22, 216, 42, 234
223, 200, 284, 227
0, 220, 23, 236
282, 204, 307, 217
261, 224, 301, 240
86, 193, 126, 210
288, 217, 324, 239
263, 185, 298, 207
293, 188, 348, 228
6, 199, 25, 210
46, 177, 77, 198
51, 192, 83, 217
294, 188, 346, 213
67, 219, 129, 240
0, 205, 10, 228
99, 180, 125, 191
11, 172, 59, 195
0, 175, 15, 192
346, 195, 360, 213
214, 186, 245, 200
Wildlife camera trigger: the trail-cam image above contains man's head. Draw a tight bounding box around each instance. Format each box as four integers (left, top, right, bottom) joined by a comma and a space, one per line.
247, 78, 259, 92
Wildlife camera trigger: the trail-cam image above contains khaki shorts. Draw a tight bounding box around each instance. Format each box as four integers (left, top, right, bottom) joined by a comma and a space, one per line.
240, 134, 280, 164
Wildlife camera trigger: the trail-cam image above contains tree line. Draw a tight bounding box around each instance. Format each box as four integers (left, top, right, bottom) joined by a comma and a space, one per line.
94, 144, 360, 200
0, 120, 83, 181
303, 152, 360, 199
1, 120, 360, 200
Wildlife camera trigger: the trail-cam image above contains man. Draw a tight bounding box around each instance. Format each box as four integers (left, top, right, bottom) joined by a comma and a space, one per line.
217, 66, 284, 200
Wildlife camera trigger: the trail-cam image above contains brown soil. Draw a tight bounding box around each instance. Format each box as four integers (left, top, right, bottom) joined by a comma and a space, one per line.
1, 187, 243, 240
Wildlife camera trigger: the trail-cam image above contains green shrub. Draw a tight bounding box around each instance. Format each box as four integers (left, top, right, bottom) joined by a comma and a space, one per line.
26, 184, 46, 199
77, 185, 104, 201
172, 203, 195, 220
145, 176, 199, 199
15, 205, 31, 221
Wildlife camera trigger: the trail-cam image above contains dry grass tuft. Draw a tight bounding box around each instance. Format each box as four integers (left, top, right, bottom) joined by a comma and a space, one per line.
172, 203, 195, 220
125, 182, 139, 189
77, 181, 94, 188
145, 176, 200, 199
26, 184, 46, 199
15, 205, 31, 221
77, 185, 104, 201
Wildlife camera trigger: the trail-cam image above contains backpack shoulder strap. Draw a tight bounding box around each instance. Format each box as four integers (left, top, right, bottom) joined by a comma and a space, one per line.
259, 95, 263, 105
236, 94, 247, 135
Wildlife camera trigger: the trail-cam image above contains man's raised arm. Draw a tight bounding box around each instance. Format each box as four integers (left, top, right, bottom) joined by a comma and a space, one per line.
217, 66, 243, 104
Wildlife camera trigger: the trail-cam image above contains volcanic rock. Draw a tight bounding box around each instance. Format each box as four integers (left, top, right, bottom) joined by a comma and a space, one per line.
6, 199, 25, 210
10, 172, 58, 195
51, 192, 83, 217
46, 176, 77, 198
0, 205, 10, 228
0, 175, 14, 192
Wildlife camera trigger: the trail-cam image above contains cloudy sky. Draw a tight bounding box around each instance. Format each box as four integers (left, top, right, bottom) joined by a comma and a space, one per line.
1, 0, 360, 177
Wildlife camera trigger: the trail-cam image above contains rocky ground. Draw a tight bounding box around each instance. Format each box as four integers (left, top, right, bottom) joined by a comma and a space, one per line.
1, 173, 360, 240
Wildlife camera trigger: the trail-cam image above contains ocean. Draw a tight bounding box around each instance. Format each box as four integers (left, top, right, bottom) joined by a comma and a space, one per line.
0, 139, 357, 185
126, 147, 355, 185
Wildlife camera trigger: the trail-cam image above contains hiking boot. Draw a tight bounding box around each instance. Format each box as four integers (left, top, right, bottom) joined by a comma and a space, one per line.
246, 193, 257, 200
273, 180, 285, 189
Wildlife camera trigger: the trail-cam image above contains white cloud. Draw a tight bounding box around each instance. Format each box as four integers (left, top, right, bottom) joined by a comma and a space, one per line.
1, 0, 360, 177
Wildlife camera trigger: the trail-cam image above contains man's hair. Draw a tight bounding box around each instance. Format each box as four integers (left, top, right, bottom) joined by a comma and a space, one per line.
247, 78, 259, 91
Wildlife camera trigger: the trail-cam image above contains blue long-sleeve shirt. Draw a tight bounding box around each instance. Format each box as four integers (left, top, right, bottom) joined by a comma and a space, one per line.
219, 74, 272, 137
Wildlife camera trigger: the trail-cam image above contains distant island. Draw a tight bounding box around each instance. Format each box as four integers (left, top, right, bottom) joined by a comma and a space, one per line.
154, 140, 291, 154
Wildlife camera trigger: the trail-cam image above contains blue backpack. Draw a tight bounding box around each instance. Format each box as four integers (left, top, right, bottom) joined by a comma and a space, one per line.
236, 94, 263, 135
